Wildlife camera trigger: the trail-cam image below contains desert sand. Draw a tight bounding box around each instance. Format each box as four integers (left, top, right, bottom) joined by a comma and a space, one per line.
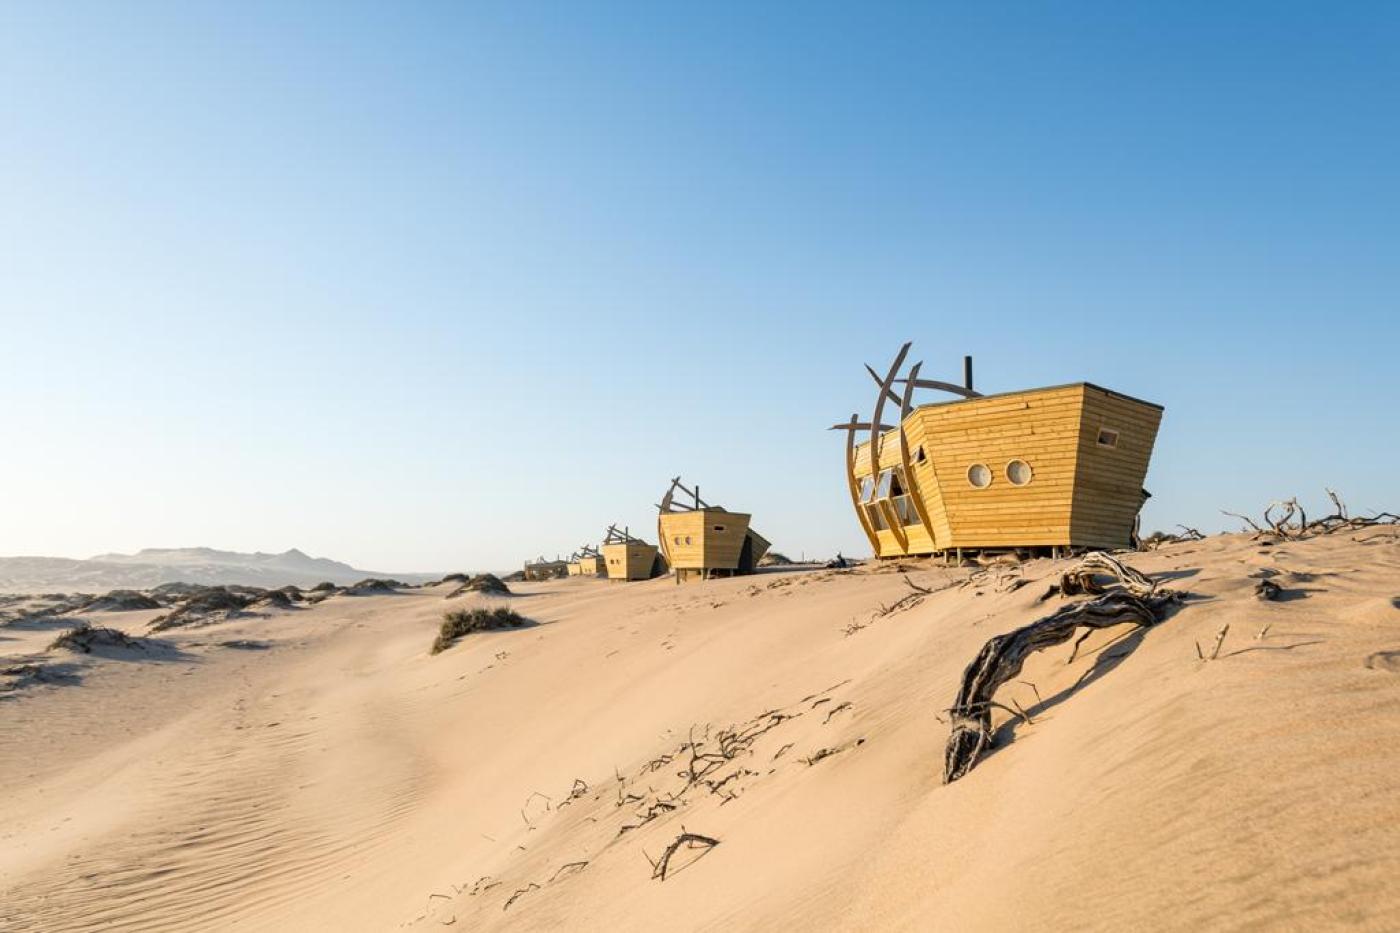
2, 530, 1398, 931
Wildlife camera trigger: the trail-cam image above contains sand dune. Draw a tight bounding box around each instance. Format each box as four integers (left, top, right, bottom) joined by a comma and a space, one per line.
2, 531, 1398, 931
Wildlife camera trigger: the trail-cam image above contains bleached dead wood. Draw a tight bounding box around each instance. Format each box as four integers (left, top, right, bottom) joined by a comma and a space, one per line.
943, 553, 1179, 784
1223, 488, 1398, 540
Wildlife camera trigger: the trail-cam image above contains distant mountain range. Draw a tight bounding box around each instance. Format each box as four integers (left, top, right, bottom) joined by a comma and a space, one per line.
0, 547, 437, 593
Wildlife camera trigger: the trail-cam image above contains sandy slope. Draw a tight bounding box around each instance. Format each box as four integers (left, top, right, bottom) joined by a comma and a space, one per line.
1, 531, 1398, 931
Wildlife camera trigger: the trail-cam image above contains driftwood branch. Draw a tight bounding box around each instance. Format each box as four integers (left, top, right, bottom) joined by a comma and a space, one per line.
502, 883, 539, 911
652, 830, 720, 881
1139, 525, 1205, 550
1057, 551, 1157, 599
1223, 489, 1397, 540
943, 553, 1179, 784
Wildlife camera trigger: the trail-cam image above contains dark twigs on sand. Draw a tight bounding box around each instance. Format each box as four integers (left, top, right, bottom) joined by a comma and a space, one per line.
502, 883, 538, 911
943, 553, 1180, 784
1139, 525, 1206, 549
873, 574, 941, 619
1223, 488, 1398, 541
648, 830, 720, 881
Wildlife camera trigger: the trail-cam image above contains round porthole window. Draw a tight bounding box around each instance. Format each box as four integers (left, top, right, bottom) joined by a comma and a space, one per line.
1006, 459, 1033, 486
967, 463, 992, 488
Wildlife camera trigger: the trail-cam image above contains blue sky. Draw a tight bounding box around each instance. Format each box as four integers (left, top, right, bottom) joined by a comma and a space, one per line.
2, 2, 1396, 572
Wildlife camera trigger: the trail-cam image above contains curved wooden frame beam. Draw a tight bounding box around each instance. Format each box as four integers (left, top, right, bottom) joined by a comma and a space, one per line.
831, 413, 879, 554
894, 376, 982, 400
897, 361, 936, 538
868, 344, 913, 553
867, 342, 911, 469
836, 344, 988, 557
656, 477, 680, 567
864, 364, 904, 407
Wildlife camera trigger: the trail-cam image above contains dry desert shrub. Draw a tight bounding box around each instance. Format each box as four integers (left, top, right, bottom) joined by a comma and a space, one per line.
49, 624, 148, 653
445, 574, 511, 599
431, 607, 530, 655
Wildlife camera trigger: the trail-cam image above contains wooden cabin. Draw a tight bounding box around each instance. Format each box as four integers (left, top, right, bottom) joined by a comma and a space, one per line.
522, 556, 569, 581
600, 525, 662, 581
833, 343, 1162, 560
657, 478, 772, 582
575, 545, 606, 578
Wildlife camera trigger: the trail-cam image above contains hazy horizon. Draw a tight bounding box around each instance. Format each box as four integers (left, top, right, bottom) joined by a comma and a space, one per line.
4, 3, 1396, 571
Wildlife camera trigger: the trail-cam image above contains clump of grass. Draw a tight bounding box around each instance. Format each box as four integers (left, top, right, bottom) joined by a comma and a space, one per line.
149, 586, 255, 631
431, 607, 529, 655
445, 573, 511, 599
49, 624, 147, 653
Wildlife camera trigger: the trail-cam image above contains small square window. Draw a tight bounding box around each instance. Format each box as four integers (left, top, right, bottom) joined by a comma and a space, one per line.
713, 525, 725, 532
1097, 428, 1120, 449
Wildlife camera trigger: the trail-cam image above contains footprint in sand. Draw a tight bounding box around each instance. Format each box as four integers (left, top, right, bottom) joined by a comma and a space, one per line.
1364, 650, 1400, 673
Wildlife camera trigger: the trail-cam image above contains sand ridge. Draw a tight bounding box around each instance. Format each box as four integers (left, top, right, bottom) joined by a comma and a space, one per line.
1, 531, 1398, 931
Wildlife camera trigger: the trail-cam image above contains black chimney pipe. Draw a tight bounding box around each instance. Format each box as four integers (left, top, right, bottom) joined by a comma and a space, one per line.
963, 355, 974, 392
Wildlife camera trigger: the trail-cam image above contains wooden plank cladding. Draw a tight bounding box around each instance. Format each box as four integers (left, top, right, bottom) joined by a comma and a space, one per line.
839, 344, 1162, 559
658, 509, 756, 583
602, 541, 660, 581
655, 477, 769, 583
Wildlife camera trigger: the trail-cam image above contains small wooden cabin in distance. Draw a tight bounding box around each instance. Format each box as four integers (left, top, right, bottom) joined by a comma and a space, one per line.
575, 545, 606, 578
600, 525, 662, 581
522, 555, 570, 581
832, 343, 1163, 560
657, 477, 771, 583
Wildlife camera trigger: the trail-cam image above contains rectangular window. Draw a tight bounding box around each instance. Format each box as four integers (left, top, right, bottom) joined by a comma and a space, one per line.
860, 475, 876, 502
875, 469, 895, 499
894, 495, 922, 526
865, 503, 887, 530
1097, 428, 1120, 449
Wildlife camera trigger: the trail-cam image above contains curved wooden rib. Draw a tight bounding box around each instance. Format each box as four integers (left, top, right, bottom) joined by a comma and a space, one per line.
864, 364, 904, 407
868, 342, 911, 473
869, 344, 912, 554
656, 477, 681, 567
895, 377, 982, 399
836, 413, 879, 554
897, 361, 936, 541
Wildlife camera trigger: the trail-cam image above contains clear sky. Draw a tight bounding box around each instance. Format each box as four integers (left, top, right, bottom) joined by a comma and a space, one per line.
2, 2, 1396, 573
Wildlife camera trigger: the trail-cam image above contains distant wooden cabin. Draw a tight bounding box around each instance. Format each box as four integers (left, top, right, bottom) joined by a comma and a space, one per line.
833, 343, 1162, 560
575, 545, 606, 578
656, 478, 772, 583
600, 525, 661, 581
523, 556, 569, 581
